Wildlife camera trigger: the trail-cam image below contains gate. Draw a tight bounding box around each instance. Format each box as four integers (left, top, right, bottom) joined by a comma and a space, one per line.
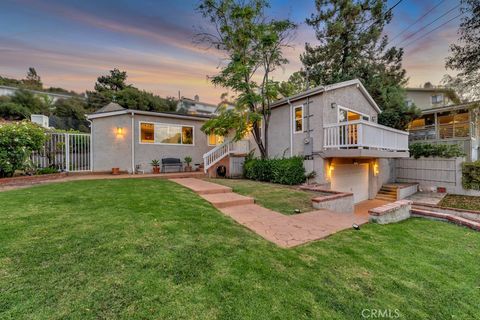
31, 132, 92, 172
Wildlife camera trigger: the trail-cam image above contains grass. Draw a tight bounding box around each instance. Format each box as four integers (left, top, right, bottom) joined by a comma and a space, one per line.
207, 178, 321, 214
0, 179, 479, 319
439, 194, 480, 211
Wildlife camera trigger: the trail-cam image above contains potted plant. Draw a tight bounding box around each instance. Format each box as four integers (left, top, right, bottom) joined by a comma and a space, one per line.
184, 156, 192, 172
112, 167, 120, 175
150, 159, 161, 174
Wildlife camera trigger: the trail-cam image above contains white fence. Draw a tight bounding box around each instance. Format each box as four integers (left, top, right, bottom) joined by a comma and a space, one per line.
31, 132, 91, 172
323, 120, 409, 151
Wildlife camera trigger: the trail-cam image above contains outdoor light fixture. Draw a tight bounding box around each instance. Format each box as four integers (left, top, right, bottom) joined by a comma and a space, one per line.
116, 127, 124, 136
328, 164, 334, 179
373, 162, 379, 176
331, 102, 337, 109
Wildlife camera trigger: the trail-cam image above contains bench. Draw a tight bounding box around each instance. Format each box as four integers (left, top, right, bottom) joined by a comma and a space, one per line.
162, 158, 183, 173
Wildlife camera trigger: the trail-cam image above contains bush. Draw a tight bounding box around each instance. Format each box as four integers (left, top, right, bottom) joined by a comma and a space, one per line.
36, 167, 59, 175
0, 122, 46, 177
409, 143, 465, 159
244, 156, 305, 185
462, 161, 480, 190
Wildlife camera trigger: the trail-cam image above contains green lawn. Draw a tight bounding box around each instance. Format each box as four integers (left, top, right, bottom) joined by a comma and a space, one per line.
1, 179, 480, 319
439, 194, 480, 211
207, 178, 321, 214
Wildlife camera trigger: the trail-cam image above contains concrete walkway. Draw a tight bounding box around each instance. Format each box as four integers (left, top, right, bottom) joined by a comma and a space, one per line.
171, 178, 373, 248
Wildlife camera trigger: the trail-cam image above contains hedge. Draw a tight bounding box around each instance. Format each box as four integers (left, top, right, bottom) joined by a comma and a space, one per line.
409, 142, 465, 159
462, 161, 480, 190
244, 156, 306, 185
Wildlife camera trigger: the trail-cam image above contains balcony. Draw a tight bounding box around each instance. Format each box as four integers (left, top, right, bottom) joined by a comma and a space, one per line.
323, 120, 409, 158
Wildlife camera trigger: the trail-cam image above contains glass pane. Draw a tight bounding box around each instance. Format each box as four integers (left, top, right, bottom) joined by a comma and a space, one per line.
409, 118, 425, 129
208, 134, 216, 145
454, 112, 469, 123
182, 126, 193, 144
454, 123, 469, 137
438, 113, 454, 124
156, 124, 181, 144
294, 107, 302, 131
295, 119, 302, 132
347, 111, 361, 121
140, 123, 154, 143
339, 109, 347, 122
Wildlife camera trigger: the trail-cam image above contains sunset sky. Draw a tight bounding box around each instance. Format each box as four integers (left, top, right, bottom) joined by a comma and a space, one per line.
0, 0, 462, 103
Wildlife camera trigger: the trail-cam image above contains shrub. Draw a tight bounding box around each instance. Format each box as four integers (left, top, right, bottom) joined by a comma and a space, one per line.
0, 122, 46, 177
462, 161, 480, 190
244, 156, 305, 185
36, 167, 59, 175
409, 143, 465, 159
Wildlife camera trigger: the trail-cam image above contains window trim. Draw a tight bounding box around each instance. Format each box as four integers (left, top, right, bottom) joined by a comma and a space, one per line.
139, 121, 195, 146
337, 106, 370, 123
293, 105, 304, 134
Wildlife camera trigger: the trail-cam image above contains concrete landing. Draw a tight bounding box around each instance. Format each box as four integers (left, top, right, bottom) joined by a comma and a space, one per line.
200, 192, 254, 208
170, 178, 232, 195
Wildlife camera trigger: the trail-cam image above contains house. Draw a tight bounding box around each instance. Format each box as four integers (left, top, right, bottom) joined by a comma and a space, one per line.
176, 95, 235, 116
0, 85, 82, 103
262, 79, 409, 203
405, 86, 480, 161
87, 102, 232, 173
87, 79, 409, 203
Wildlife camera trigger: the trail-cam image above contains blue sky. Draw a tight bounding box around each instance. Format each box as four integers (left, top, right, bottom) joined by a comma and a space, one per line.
0, 0, 462, 103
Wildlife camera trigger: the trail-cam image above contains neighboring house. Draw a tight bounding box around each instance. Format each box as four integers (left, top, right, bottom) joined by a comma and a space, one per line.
87, 79, 409, 203
87, 102, 229, 173
176, 95, 234, 116
0, 85, 82, 103
405, 87, 480, 161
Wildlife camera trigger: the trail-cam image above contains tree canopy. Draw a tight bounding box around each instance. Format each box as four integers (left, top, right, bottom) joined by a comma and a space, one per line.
297, 0, 419, 130
196, 0, 296, 158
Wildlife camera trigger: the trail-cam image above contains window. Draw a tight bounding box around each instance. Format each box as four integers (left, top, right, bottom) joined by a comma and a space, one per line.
431, 94, 443, 104
294, 106, 303, 133
405, 99, 413, 107
140, 122, 194, 145
208, 133, 224, 146
438, 110, 470, 139
338, 107, 370, 123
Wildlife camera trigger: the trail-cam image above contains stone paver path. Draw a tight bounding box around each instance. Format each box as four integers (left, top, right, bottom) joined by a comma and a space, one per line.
171, 178, 372, 248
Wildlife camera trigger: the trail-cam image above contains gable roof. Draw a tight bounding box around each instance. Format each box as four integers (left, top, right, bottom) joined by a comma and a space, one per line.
94, 102, 125, 113
271, 79, 382, 113
87, 108, 211, 121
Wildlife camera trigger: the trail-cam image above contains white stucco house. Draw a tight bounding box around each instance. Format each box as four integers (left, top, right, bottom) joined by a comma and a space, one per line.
87, 79, 410, 203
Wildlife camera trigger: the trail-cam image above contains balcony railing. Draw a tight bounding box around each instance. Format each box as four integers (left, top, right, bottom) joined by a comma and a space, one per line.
323, 120, 409, 151
408, 122, 470, 141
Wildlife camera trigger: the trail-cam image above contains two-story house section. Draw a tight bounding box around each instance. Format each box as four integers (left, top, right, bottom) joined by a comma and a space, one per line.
405, 86, 480, 161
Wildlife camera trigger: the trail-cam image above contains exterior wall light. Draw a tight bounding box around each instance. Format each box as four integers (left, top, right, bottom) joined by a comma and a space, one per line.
116, 127, 124, 137
328, 164, 334, 179
331, 102, 337, 109
373, 162, 379, 176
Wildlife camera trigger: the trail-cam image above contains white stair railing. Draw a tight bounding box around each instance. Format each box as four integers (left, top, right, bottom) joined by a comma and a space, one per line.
203, 140, 234, 172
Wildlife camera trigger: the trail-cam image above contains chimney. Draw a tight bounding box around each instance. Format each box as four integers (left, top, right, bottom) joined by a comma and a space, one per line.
194, 94, 200, 102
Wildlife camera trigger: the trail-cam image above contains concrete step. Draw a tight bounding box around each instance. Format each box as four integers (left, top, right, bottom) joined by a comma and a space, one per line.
375, 194, 396, 201
378, 190, 397, 195
200, 192, 255, 209
169, 178, 232, 195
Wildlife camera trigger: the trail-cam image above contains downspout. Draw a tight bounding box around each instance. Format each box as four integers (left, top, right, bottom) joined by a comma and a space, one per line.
287, 98, 293, 157
87, 119, 93, 172
131, 111, 135, 175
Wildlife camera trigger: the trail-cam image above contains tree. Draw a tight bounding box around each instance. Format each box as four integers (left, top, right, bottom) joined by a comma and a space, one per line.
196, 0, 296, 158
0, 122, 46, 177
10, 89, 49, 115
278, 71, 315, 97
445, 0, 480, 101
300, 0, 419, 130
22, 67, 43, 90
50, 97, 90, 132
94, 68, 129, 92
441, 74, 480, 102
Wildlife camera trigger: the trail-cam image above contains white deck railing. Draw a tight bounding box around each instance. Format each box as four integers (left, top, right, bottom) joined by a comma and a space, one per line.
323, 120, 409, 151
203, 139, 250, 172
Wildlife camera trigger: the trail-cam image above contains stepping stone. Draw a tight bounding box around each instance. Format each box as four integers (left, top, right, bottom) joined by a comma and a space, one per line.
200, 192, 254, 208
170, 178, 232, 194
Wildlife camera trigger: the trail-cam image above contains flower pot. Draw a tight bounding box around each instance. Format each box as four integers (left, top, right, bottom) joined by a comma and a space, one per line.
152, 167, 160, 174
184, 165, 192, 172
112, 167, 120, 175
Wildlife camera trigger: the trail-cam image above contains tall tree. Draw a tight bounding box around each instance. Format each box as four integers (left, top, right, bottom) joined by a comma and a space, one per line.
94, 68, 130, 92
300, 0, 419, 130
196, 0, 296, 158
445, 0, 480, 101
22, 67, 43, 90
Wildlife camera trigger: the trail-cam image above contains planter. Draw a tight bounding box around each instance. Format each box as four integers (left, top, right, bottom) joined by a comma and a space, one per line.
152, 167, 160, 174
112, 167, 120, 175
184, 165, 192, 172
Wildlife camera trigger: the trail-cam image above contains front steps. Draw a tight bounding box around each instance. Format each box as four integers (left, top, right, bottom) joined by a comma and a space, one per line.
375, 185, 397, 201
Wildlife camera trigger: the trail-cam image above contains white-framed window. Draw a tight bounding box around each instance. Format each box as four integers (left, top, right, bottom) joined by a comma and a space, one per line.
431, 94, 444, 104
337, 106, 370, 123
208, 133, 224, 146
139, 121, 194, 145
293, 105, 303, 133
405, 99, 413, 107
